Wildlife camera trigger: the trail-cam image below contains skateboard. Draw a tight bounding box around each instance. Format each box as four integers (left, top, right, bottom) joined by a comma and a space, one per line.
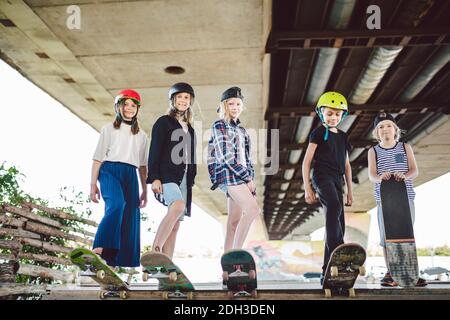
322, 243, 366, 298
221, 249, 257, 299
380, 178, 419, 287
69, 247, 129, 299
140, 251, 194, 299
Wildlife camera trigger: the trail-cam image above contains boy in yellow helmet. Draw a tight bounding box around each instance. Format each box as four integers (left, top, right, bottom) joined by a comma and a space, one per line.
302, 91, 353, 284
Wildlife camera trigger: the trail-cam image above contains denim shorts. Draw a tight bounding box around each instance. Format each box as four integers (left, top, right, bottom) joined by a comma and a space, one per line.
162, 173, 187, 221
218, 183, 256, 199
377, 200, 415, 247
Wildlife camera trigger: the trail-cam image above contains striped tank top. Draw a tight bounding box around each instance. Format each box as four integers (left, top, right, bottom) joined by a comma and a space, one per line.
373, 142, 415, 202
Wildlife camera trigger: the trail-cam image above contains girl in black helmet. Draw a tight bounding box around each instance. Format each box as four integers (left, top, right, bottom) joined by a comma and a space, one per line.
146, 82, 197, 259
207, 87, 259, 252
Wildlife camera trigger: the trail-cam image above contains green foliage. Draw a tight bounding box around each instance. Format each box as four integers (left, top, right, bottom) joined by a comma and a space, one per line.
0, 163, 94, 298
0, 162, 26, 205
417, 246, 450, 256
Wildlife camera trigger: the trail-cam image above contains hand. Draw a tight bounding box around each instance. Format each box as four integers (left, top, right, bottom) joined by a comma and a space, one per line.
345, 192, 353, 207
305, 186, 317, 204
393, 172, 406, 181
380, 172, 392, 181
151, 180, 162, 194
139, 190, 148, 209
90, 184, 101, 203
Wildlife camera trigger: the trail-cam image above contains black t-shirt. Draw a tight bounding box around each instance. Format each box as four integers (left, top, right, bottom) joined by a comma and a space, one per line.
309, 125, 351, 178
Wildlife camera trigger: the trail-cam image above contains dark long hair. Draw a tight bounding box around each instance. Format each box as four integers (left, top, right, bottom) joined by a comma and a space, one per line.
113, 101, 140, 134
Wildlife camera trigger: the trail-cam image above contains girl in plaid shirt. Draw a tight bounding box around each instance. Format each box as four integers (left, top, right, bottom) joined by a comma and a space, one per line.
208, 87, 260, 252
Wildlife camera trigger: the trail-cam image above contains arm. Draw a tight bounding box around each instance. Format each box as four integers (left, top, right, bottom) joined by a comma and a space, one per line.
404, 143, 419, 180
245, 130, 255, 180
91, 126, 109, 203
245, 130, 256, 194
192, 129, 197, 186
90, 160, 102, 203
147, 118, 166, 184
302, 142, 318, 204
138, 165, 148, 208
344, 152, 353, 206
367, 147, 381, 183
212, 122, 250, 182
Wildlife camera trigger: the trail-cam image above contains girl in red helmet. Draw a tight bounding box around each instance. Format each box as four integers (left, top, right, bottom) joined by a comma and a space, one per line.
90, 89, 149, 268
147, 83, 197, 259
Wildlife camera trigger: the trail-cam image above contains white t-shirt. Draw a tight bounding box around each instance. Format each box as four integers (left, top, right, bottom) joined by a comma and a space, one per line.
93, 122, 149, 168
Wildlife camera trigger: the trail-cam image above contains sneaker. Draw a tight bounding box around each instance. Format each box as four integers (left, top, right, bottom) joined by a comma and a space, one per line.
415, 277, 428, 287
380, 272, 399, 287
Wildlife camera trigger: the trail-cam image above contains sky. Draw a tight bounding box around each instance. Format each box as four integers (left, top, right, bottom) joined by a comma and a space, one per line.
1, 58, 449, 256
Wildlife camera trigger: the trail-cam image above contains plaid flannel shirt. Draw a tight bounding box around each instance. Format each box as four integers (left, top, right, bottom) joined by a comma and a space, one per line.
207, 119, 255, 190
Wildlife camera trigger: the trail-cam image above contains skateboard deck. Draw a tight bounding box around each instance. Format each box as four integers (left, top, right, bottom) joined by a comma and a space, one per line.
140, 251, 194, 299
380, 178, 419, 287
70, 247, 129, 299
322, 243, 366, 298
221, 249, 257, 298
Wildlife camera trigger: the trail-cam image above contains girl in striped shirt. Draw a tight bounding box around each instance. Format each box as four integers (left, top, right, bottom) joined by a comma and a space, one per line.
207, 87, 259, 253
368, 112, 426, 287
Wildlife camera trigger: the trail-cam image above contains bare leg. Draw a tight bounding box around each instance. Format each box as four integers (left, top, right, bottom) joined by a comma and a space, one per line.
383, 246, 389, 273
152, 200, 185, 253
224, 197, 243, 252
227, 184, 261, 249
162, 220, 181, 259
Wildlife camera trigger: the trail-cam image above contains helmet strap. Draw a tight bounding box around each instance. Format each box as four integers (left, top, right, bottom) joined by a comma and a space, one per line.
115, 102, 139, 125
317, 109, 348, 141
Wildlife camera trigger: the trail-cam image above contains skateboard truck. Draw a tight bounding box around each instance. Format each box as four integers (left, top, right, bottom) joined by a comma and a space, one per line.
229, 269, 249, 278
142, 267, 177, 282
162, 290, 194, 300
98, 289, 128, 300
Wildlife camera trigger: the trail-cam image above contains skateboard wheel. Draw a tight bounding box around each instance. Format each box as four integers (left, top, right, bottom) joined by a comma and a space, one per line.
359, 266, 366, 276
162, 292, 169, 300
331, 266, 338, 277
97, 270, 106, 280
227, 291, 234, 299
169, 271, 177, 282
222, 271, 229, 282
120, 291, 127, 299
142, 272, 149, 282
251, 290, 257, 298
248, 270, 256, 280
324, 289, 331, 298
187, 292, 194, 300
98, 291, 106, 299
348, 288, 356, 298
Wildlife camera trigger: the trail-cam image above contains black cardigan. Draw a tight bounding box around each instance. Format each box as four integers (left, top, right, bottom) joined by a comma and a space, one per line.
146, 115, 197, 216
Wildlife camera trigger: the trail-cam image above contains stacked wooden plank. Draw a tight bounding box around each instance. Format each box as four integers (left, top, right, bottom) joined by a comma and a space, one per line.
0, 202, 98, 298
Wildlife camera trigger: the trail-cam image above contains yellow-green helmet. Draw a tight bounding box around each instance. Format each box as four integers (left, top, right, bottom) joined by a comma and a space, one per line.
315, 91, 348, 112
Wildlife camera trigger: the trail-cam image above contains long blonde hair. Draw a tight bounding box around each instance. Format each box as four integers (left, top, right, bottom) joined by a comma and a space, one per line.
217, 98, 244, 123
